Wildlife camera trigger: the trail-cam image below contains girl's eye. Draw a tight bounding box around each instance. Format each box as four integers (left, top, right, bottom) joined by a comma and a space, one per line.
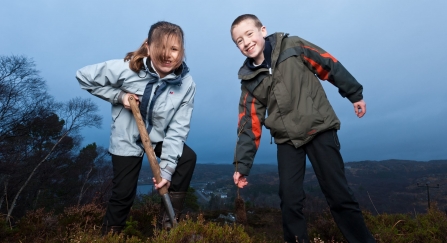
248, 32, 253, 36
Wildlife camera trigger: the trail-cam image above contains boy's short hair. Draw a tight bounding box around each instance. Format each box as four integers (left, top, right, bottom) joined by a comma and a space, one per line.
231, 14, 263, 32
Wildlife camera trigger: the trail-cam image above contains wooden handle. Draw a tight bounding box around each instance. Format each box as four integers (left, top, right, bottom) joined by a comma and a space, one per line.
128, 96, 168, 195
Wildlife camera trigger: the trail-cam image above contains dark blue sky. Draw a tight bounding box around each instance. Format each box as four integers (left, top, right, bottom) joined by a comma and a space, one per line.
1, 1, 446, 164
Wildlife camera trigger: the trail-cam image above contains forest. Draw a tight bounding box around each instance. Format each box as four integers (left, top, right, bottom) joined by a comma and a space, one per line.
0, 55, 111, 222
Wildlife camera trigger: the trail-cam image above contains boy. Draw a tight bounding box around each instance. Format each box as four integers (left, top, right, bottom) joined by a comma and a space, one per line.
231, 14, 375, 243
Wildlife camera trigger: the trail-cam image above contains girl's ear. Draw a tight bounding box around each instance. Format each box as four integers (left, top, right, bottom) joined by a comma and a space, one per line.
145, 42, 151, 56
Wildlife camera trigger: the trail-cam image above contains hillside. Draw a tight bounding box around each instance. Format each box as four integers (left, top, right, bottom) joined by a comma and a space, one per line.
139, 160, 447, 214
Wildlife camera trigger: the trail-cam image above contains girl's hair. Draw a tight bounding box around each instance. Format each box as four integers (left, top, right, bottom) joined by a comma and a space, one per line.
125, 21, 185, 73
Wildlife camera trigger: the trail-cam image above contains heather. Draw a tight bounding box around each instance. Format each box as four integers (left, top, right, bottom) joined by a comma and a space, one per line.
1, 194, 446, 243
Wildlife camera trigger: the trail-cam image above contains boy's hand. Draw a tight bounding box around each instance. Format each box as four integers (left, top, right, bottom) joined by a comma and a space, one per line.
152, 177, 171, 190
353, 99, 366, 118
233, 172, 248, 188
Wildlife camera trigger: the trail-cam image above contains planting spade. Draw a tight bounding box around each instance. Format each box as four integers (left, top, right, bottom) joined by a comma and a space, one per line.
128, 96, 177, 228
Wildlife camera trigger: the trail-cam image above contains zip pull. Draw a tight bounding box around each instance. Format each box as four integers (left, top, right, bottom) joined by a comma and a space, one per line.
154, 85, 160, 95
269, 68, 272, 74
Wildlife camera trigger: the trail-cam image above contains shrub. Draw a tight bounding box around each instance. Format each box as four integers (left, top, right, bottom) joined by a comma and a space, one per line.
2, 201, 447, 242
11, 208, 58, 242
128, 194, 160, 237
307, 209, 345, 242
366, 205, 447, 243
57, 202, 104, 241
150, 214, 252, 243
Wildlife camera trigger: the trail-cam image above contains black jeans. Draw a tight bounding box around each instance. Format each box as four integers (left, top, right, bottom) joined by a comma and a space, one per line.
103, 143, 196, 227
277, 129, 375, 243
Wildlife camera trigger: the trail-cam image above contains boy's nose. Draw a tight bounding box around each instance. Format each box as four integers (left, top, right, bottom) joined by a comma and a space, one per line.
243, 39, 250, 47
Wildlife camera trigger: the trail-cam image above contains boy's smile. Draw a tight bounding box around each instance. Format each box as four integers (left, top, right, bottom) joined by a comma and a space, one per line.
231, 19, 267, 65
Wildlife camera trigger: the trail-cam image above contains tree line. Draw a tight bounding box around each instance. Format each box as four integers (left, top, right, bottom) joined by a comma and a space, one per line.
0, 55, 112, 224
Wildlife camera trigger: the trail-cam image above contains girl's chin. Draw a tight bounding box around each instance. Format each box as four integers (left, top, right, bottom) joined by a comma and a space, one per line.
160, 68, 174, 74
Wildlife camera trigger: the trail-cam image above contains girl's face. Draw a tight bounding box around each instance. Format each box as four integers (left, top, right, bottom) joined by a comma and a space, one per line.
147, 35, 182, 78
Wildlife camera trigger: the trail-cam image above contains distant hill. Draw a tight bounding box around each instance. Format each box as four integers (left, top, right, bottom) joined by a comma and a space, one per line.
190, 163, 278, 183
139, 160, 447, 214
342, 159, 447, 214
182, 160, 447, 214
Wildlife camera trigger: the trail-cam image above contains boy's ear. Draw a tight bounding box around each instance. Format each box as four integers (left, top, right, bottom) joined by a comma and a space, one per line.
261, 26, 267, 38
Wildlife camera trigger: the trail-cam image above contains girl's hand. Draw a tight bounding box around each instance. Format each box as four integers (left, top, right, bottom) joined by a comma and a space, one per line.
233, 172, 248, 188
152, 177, 171, 190
123, 93, 140, 110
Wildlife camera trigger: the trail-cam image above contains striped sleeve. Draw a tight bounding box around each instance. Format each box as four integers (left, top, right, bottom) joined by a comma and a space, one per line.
299, 39, 363, 103
233, 86, 265, 176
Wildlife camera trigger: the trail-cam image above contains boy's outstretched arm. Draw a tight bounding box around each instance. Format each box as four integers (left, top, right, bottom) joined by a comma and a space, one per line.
233, 87, 266, 183
353, 99, 366, 118
296, 37, 365, 110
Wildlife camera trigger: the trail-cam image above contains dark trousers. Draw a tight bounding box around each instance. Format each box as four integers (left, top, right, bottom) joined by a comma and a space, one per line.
277, 129, 375, 243
103, 143, 196, 227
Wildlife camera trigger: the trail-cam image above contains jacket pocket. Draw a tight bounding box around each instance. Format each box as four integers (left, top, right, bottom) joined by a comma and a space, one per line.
291, 95, 325, 139
264, 111, 288, 139
272, 79, 292, 115
110, 106, 141, 154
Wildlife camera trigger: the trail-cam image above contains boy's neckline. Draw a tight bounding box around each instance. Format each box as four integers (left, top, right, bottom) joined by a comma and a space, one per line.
247, 40, 272, 71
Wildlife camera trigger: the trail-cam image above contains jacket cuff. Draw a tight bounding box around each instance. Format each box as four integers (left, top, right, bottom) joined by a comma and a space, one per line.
233, 161, 250, 176
160, 169, 172, 182
346, 87, 363, 103
117, 91, 126, 105
159, 161, 176, 181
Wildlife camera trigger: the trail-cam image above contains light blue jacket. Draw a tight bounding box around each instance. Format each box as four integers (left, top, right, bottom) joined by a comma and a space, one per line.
76, 58, 195, 181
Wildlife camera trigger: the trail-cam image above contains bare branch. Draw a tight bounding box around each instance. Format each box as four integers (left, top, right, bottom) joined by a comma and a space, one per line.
5, 97, 102, 220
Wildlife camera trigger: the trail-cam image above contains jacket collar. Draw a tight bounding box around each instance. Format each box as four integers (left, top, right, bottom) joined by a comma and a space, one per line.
143, 57, 189, 85
245, 40, 273, 70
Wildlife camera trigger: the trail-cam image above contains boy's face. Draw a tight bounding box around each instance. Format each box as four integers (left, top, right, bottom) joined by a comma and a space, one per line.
231, 19, 267, 64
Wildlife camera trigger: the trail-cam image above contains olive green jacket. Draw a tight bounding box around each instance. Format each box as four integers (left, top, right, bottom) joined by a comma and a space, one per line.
234, 32, 363, 175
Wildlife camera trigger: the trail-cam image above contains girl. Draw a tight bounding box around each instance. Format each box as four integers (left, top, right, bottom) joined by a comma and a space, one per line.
76, 21, 196, 234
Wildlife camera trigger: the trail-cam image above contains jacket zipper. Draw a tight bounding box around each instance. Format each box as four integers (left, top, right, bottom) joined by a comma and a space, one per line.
149, 85, 160, 126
